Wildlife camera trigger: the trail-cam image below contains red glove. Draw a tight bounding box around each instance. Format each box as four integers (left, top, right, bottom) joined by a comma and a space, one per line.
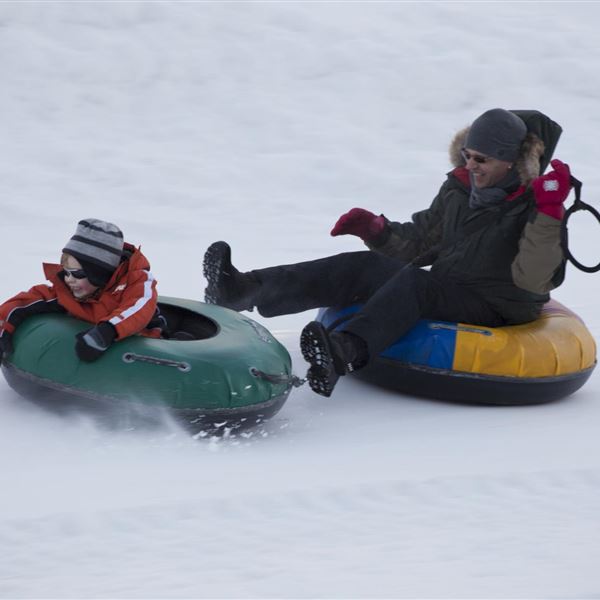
330, 208, 386, 241
532, 159, 572, 220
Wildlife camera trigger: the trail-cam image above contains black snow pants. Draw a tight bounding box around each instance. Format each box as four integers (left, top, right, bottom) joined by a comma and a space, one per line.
252, 251, 505, 358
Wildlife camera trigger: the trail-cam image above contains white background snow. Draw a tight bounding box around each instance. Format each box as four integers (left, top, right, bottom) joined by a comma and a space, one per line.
1, 2, 600, 598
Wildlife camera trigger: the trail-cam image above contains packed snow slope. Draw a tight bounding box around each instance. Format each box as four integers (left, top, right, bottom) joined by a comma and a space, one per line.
1, 3, 600, 598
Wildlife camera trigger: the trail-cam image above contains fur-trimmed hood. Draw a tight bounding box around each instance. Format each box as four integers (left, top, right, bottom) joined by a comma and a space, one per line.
449, 126, 545, 188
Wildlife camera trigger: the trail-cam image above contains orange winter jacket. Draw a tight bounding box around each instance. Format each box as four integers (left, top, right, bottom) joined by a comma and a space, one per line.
0, 243, 160, 341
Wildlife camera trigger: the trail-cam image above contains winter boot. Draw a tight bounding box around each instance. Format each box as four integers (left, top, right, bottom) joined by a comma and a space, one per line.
300, 321, 368, 397
203, 241, 260, 312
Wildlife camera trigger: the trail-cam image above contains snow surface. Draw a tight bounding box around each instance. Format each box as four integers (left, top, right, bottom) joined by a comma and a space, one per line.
1, 2, 600, 598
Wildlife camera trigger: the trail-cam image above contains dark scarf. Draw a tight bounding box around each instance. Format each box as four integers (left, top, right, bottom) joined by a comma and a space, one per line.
469, 168, 521, 209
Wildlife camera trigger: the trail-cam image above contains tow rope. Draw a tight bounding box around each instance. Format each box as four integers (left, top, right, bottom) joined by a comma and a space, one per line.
250, 367, 306, 388
121, 355, 306, 388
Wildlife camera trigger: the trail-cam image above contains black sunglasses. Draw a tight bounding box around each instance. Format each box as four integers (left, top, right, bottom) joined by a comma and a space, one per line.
60, 268, 88, 280
461, 148, 491, 164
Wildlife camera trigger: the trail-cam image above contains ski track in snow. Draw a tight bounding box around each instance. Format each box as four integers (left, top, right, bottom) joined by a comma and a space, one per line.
1, 468, 599, 599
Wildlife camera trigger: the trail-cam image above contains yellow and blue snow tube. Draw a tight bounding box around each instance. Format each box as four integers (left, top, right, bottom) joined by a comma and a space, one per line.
316, 299, 596, 405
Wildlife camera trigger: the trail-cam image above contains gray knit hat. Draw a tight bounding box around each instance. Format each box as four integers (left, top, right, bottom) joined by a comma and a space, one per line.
465, 108, 527, 162
63, 219, 124, 285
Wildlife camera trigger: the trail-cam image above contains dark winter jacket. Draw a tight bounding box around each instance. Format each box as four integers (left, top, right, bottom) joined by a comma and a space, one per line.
367, 110, 565, 325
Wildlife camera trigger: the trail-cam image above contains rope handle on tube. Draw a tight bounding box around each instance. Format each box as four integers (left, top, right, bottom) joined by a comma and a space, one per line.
561, 176, 600, 273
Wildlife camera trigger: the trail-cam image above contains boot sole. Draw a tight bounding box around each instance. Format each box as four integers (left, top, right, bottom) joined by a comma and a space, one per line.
203, 242, 230, 305
300, 322, 340, 397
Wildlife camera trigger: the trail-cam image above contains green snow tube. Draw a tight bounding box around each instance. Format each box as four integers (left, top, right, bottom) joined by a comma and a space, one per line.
1, 297, 295, 430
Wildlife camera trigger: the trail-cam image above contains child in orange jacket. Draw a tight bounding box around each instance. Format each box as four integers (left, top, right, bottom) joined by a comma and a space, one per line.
0, 218, 161, 363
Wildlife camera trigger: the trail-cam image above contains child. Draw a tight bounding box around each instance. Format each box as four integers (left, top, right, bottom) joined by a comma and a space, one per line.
0, 218, 161, 364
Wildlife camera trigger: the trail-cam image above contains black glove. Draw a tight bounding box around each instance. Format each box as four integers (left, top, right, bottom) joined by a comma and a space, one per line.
75, 322, 117, 362
0, 333, 13, 365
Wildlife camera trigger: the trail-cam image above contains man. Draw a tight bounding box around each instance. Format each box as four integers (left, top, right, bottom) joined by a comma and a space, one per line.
203, 109, 571, 397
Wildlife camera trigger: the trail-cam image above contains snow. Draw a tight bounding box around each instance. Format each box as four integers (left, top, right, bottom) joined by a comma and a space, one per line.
1, 2, 600, 598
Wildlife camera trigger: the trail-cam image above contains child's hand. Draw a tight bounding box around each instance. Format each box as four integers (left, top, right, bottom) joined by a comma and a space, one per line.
75, 322, 116, 362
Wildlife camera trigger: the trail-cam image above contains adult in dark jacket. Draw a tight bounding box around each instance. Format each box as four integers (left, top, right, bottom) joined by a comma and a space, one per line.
203, 109, 572, 397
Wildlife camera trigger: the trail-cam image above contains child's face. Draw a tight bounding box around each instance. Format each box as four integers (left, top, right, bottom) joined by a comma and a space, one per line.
61, 255, 99, 300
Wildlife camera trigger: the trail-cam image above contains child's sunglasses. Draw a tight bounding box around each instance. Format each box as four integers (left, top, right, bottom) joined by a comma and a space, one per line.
60, 268, 88, 280
461, 148, 491, 164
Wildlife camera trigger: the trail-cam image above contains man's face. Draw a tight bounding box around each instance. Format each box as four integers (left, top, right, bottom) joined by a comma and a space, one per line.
462, 147, 513, 189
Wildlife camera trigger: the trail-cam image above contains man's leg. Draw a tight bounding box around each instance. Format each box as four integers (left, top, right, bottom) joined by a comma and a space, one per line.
341, 264, 505, 358
301, 264, 504, 396
203, 241, 406, 315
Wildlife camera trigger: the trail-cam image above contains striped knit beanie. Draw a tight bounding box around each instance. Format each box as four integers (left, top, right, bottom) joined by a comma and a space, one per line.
63, 219, 124, 286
